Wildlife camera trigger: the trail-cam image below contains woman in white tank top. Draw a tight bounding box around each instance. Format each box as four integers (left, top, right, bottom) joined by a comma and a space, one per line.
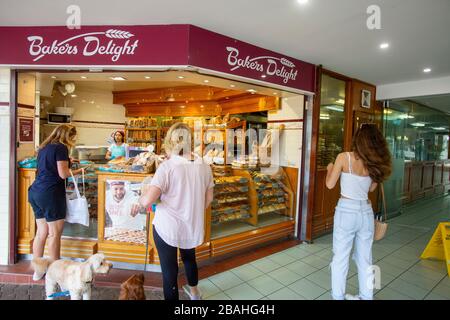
325, 124, 392, 300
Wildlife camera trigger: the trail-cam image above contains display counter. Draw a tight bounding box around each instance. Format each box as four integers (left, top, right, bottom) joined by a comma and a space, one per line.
18, 166, 297, 268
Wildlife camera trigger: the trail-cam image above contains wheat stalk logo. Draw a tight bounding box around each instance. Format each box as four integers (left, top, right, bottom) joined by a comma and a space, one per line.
280, 58, 295, 68
105, 29, 135, 39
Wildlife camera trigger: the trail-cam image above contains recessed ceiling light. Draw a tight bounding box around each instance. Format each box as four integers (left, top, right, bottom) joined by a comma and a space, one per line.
71, 94, 77, 98
261, 75, 267, 78
180, 105, 186, 109
177, 76, 185, 79
247, 89, 257, 94
273, 92, 278, 95
297, 0, 309, 4
80, 76, 87, 79
203, 80, 210, 83
423, 68, 432, 73
144, 76, 151, 79
110, 76, 126, 81
380, 43, 389, 49
51, 76, 57, 79
230, 84, 236, 88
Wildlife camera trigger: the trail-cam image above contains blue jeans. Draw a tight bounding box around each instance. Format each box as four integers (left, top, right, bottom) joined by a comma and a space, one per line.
331, 198, 375, 300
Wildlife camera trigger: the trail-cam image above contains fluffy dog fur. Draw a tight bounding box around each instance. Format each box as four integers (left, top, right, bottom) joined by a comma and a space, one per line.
119, 273, 146, 300
32, 253, 113, 300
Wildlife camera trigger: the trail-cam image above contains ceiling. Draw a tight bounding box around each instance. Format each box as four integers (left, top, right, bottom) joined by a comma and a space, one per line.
1, 0, 450, 86
408, 94, 450, 115
35, 71, 296, 98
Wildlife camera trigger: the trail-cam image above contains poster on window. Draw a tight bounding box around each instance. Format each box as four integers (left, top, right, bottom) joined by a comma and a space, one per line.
104, 180, 147, 244
18, 117, 34, 143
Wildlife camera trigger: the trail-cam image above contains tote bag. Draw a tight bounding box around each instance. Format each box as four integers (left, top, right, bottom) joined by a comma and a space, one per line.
374, 183, 388, 241
66, 170, 90, 227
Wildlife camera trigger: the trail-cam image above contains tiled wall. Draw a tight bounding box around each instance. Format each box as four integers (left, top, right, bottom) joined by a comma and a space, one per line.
0, 68, 11, 265
40, 84, 126, 146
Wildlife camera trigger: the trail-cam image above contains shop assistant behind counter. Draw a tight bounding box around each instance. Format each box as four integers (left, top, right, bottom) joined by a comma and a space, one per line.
105, 130, 128, 160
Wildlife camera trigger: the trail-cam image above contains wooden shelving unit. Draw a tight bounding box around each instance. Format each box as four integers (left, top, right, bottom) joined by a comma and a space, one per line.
201, 120, 247, 165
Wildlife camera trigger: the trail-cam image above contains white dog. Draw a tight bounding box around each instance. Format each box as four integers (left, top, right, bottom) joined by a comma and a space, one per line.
32, 253, 113, 300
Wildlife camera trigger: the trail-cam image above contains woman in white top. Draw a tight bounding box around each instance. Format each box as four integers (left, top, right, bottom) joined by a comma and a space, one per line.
139, 122, 214, 300
326, 124, 391, 300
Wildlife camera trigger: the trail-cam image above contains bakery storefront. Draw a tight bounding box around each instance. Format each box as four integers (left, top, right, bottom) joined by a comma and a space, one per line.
0, 25, 316, 268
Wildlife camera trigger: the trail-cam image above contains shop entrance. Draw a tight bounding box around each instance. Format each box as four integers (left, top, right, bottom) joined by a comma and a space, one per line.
15, 69, 306, 269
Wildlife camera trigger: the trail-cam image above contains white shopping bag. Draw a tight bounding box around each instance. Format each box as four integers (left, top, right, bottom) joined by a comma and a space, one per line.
66, 170, 89, 227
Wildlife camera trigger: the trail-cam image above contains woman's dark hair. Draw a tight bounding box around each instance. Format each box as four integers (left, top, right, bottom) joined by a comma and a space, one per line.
113, 131, 125, 143
352, 124, 392, 183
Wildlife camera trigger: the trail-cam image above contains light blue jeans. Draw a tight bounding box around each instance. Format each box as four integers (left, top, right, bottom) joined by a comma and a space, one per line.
331, 198, 375, 300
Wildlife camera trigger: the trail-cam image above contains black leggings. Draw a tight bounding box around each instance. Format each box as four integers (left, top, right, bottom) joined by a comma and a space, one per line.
153, 226, 198, 300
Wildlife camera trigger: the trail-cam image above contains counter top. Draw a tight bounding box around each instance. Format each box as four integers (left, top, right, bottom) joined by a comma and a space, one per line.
95, 171, 152, 178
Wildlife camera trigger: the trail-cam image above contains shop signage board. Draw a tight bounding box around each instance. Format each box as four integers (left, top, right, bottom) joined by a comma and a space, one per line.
188, 26, 316, 93
420, 222, 450, 276
0, 25, 315, 93
0, 25, 191, 67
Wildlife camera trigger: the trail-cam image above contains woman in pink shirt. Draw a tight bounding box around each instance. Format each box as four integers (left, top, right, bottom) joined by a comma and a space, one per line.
139, 122, 214, 300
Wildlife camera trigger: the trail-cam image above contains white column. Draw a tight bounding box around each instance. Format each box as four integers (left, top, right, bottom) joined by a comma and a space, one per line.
0, 68, 11, 265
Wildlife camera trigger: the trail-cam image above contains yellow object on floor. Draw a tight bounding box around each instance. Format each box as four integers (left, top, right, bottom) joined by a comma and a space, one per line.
421, 222, 450, 277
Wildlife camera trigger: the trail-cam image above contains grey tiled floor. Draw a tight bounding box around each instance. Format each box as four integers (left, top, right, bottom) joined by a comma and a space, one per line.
194, 195, 450, 300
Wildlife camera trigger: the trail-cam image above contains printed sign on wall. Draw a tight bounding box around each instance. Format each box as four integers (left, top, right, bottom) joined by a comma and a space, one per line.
18, 117, 34, 143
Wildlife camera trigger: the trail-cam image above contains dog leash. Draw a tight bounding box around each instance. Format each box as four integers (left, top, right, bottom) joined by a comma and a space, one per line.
143, 203, 156, 272
48, 291, 70, 298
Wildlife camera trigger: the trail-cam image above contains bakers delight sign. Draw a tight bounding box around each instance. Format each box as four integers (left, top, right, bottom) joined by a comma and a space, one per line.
27, 29, 139, 62
0, 25, 315, 92
226, 47, 299, 84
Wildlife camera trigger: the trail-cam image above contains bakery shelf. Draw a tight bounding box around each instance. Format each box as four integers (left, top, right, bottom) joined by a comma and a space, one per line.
126, 127, 159, 130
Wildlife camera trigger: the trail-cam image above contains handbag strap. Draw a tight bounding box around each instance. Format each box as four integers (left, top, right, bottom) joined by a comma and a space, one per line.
380, 183, 387, 222
69, 171, 82, 199
81, 168, 85, 195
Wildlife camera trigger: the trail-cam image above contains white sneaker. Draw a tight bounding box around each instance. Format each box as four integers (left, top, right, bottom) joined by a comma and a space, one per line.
32, 271, 45, 281
183, 285, 202, 300
345, 294, 361, 300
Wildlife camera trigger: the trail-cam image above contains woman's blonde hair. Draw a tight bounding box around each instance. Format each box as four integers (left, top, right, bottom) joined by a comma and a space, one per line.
39, 124, 77, 151
163, 122, 192, 156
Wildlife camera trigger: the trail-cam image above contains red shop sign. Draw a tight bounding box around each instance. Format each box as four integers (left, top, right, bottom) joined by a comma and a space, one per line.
0, 24, 316, 93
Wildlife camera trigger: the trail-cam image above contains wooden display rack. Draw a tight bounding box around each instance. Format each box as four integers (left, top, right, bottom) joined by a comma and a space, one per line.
232, 167, 294, 225
125, 126, 160, 152
201, 120, 246, 165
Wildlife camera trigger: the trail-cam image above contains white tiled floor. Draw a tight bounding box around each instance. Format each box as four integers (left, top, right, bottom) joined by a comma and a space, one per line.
191, 195, 450, 300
